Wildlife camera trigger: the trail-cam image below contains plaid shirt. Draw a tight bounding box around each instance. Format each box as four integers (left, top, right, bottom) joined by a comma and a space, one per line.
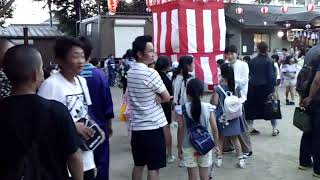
0, 70, 11, 99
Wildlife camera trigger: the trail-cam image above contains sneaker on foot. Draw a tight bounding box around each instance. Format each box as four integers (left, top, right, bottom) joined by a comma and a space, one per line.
298, 165, 312, 170
313, 173, 320, 178
250, 129, 261, 135
215, 156, 223, 168
222, 148, 235, 154
289, 101, 295, 105
272, 129, 280, 136
178, 160, 185, 167
167, 155, 176, 164
238, 157, 246, 169
243, 152, 253, 159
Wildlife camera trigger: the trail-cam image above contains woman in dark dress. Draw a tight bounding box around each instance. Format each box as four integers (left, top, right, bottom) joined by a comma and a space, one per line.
155, 56, 175, 163
244, 42, 278, 136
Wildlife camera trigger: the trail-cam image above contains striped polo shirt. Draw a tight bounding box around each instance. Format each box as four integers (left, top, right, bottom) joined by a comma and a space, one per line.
127, 62, 168, 131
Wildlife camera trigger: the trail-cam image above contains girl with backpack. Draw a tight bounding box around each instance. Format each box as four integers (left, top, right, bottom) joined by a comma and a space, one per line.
177, 78, 220, 180
173, 55, 194, 167
211, 63, 246, 169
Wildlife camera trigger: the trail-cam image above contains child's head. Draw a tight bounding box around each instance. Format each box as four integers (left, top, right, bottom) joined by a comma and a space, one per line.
186, 78, 204, 122
242, 56, 251, 63
132, 35, 155, 65
173, 55, 194, 82
285, 55, 295, 65
224, 45, 238, 62
155, 56, 171, 72
54, 36, 86, 75
220, 63, 235, 94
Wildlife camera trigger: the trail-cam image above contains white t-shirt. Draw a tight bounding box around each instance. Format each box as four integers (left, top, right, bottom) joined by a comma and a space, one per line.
173, 75, 193, 106
176, 102, 216, 148
274, 63, 281, 80
127, 63, 168, 131
38, 72, 95, 172
231, 60, 249, 103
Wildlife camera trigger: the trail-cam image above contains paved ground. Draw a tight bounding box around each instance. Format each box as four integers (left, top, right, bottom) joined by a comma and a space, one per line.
108, 87, 317, 180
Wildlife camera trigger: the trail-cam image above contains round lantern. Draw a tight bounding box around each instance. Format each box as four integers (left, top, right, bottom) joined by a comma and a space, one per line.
285, 22, 291, 28
263, 21, 267, 26
281, 5, 288, 13
239, 18, 244, 23
108, 0, 119, 15
261, 6, 269, 14
306, 24, 311, 29
236, 7, 244, 15
307, 3, 315, 12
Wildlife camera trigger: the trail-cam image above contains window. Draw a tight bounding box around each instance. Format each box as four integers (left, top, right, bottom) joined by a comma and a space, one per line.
254, 34, 270, 51
86, 23, 92, 36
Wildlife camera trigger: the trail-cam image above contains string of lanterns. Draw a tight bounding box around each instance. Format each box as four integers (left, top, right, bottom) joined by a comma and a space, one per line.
233, 2, 316, 26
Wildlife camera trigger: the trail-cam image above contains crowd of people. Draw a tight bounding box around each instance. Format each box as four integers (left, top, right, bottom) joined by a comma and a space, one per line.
0, 33, 320, 180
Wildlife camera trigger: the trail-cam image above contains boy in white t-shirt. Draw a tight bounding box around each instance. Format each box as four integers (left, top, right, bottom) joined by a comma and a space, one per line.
38, 37, 96, 180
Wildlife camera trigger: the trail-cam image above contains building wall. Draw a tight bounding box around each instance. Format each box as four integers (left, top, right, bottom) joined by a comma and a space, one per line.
270, 30, 291, 52
226, 21, 242, 54
33, 39, 56, 67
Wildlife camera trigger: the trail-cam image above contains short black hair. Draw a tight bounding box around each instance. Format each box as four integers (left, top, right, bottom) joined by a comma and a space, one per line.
155, 55, 171, 72
243, 56, 251, 62
132, 35, 152, 60
78, 36, 93, 61
4, 45, 42, 85
217, 59, 225, 66
282, 48, 288, 52
257, 42, 268, 54
54, 36, 85, 60
90, 58, 99, 66
224, 45, 238, 54
271, 54, 279, 61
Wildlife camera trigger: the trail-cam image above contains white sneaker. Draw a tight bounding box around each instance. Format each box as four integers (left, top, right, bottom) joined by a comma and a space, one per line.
179, 160, 185, 167
167, 155, 176, 164
215, 156, 223, 168
238, 157, 246, 169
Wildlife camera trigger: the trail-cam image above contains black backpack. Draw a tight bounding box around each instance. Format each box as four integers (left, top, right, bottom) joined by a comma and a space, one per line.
296, 46, 320, 98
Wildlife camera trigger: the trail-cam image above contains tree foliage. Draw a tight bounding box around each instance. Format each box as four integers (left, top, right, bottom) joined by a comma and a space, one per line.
35, 0, 148, 36
0, 0, 14, 26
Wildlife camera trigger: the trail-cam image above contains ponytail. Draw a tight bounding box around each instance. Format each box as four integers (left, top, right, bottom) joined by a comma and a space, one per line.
220, 63, 236, 94
186, 78, 204, 122
177, 55, 193, 86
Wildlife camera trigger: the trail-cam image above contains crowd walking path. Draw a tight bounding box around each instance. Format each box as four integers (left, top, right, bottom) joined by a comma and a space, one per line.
109, 87, 315, 180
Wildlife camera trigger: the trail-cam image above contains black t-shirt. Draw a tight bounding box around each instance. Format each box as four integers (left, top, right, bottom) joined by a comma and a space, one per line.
0, 94, 79, 180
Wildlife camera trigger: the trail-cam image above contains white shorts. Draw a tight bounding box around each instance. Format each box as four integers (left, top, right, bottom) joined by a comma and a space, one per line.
284, 79, 296, 87
182, 148, 213, 168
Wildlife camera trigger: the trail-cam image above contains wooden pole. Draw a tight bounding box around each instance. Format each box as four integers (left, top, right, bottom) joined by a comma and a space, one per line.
23, 27, 29, 45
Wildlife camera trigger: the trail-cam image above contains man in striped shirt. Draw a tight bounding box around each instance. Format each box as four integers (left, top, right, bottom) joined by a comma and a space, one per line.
128, 35, 171, 180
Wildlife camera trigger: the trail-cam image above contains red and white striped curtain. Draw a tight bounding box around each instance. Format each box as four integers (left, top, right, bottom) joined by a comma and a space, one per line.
150, 0, 226, 85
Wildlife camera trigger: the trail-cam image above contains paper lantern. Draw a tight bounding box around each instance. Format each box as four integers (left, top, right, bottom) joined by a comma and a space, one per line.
281, 5, 288, 13
239, 18, 244, 23
235, 7, 243, 14
307, 3, 315, 12
108, 0, 119, 15
261, 6, 269, 14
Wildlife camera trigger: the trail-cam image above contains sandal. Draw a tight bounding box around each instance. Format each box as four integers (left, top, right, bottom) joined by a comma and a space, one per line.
272, 129, 280, 136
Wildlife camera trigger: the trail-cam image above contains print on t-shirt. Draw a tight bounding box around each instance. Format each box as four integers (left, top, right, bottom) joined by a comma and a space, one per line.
66, 93, 88, 122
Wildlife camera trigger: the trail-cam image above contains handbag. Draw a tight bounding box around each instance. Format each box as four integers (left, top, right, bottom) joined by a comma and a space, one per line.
293, 107, 312, 132
182, 105, 215, 155
76, 76, 106, 151
264, 94, 282, 120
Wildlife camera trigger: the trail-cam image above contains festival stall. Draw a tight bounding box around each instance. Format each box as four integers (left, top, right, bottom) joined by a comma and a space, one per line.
146, 0, 226, 85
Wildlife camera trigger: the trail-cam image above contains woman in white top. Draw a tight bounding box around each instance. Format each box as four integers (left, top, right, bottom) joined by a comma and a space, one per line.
172, 55, 194, 167
172, 56, 194, 106
271, 54, 281, 100
281, 55, 298, 105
